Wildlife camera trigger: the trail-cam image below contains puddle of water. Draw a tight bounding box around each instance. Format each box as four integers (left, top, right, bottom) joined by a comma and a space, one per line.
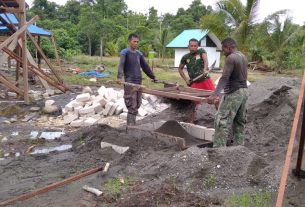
30, 144, 72, 155
30, 131, 65, 140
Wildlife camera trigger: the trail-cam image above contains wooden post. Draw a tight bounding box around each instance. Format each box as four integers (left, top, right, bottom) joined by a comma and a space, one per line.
51, 35, 62, 71
20, 0, 29, 103
27, 31, 63, 83
37, 35, 41, 70
294, 99, 305, 177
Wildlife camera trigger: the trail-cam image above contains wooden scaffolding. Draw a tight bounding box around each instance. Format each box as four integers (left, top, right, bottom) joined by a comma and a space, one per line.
0, 0, 69, 104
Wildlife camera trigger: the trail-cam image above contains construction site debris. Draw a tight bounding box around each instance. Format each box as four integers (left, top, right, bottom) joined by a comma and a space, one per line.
82, 185, 103, 196
62, 85, 169, 127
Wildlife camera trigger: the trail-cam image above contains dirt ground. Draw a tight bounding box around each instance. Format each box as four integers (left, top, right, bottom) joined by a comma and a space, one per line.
0, 76, 305, 207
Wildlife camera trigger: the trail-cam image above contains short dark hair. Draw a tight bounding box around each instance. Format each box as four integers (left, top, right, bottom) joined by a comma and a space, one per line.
128, 33, 139, 41
189, 38, 199, 45
221, 38, 237, 48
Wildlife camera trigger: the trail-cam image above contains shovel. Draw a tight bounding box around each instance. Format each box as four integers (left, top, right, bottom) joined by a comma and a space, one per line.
190, 60, 216, 84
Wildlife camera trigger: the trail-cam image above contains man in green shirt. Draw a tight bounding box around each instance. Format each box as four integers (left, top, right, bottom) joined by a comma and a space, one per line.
179, 38, 215, 122
178, 38, 215, 90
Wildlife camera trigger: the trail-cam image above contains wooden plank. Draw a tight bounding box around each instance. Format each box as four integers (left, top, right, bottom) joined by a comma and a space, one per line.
0, 166, 103, 206
178, 86, 213, 94
0, 73, 24, 95
2, 47, 68, 92
142, 88, 208, 103
276, 70, 305, 207
17, 38, 50, 90
0, 37, 17, 68
26, 31, 63, 83
20, 0, 28, 104
51, 35, 62, 71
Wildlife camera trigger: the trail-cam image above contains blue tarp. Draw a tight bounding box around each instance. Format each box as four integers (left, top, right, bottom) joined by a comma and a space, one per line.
0, 13, 52, 36
79, 71, 112, 78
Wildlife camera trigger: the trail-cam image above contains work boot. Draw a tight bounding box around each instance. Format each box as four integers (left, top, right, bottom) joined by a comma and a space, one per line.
127, 113, 136, 126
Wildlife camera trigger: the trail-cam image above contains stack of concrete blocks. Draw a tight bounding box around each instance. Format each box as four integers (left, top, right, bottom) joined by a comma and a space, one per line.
63, 86, 170, 127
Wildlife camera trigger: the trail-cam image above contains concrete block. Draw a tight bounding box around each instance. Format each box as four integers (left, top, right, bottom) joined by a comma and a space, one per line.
156, 103, 170, 112
123, 105, 128, 113
142, 99, 149, 106
108, 103, 118, 116
138, 107, 147, 117
93, 95, 107, 107
142, 105, 156, 114
79, 105, 95, 115
98, 86, 106, 96
117, 90, 124, 98
142, 93, 150, 100
80, 111, 95, 118
92, 103, 103, 113
72, 101, 84, 108
190, 125, 206, 140
205, 128, 215, 142
84, 102, 93, 108
115, 106, 123, 115
119, 112, 127, 119
64, 114, 78, 124
74, 106, 83, 115
104, 88, 117, 101
84, 117, 98, 126
65, 101, 74, 112
76, 93, 90, 102
70, 119, 83, 127
103, 102, 114, 116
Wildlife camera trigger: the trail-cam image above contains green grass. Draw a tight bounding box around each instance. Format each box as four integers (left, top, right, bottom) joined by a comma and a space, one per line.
61, 55, 299, 88
103, 177, 130, 200
224, 192, 271, 207
203, 173, 217, 189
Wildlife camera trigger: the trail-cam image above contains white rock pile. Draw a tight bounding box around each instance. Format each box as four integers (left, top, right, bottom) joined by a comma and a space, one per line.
62, 86, 170, 127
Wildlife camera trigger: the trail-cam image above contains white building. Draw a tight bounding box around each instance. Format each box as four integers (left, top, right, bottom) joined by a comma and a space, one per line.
166, 29, 222, 68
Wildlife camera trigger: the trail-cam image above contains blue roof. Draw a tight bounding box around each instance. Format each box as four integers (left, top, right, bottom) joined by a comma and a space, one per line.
166, 29, 209, 48
0, 13, 52, 36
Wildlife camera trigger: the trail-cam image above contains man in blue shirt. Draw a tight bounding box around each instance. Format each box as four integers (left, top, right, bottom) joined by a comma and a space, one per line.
117, 34, 157, 125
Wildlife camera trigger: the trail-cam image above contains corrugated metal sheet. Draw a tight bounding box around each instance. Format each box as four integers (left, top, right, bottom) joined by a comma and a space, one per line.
166, 29, 209, 48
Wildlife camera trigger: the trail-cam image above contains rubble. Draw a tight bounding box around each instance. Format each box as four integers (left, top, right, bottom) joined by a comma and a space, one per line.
62, 85, 170, 127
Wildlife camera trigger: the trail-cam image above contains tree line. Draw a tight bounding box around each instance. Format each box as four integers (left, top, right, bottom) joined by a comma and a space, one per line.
28, 0, 305, 71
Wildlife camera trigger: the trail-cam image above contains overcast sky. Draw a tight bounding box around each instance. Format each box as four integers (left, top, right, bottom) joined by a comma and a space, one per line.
27, 0, 304, 25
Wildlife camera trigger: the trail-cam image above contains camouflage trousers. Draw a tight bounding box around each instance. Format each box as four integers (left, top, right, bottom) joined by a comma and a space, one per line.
124, 85, 142, 115
213, 88, 248, 147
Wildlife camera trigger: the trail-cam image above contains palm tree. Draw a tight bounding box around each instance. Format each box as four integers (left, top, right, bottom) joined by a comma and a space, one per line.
201, 0, 260, 52
158, 29, 169, 61
264, 10, 301, 72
